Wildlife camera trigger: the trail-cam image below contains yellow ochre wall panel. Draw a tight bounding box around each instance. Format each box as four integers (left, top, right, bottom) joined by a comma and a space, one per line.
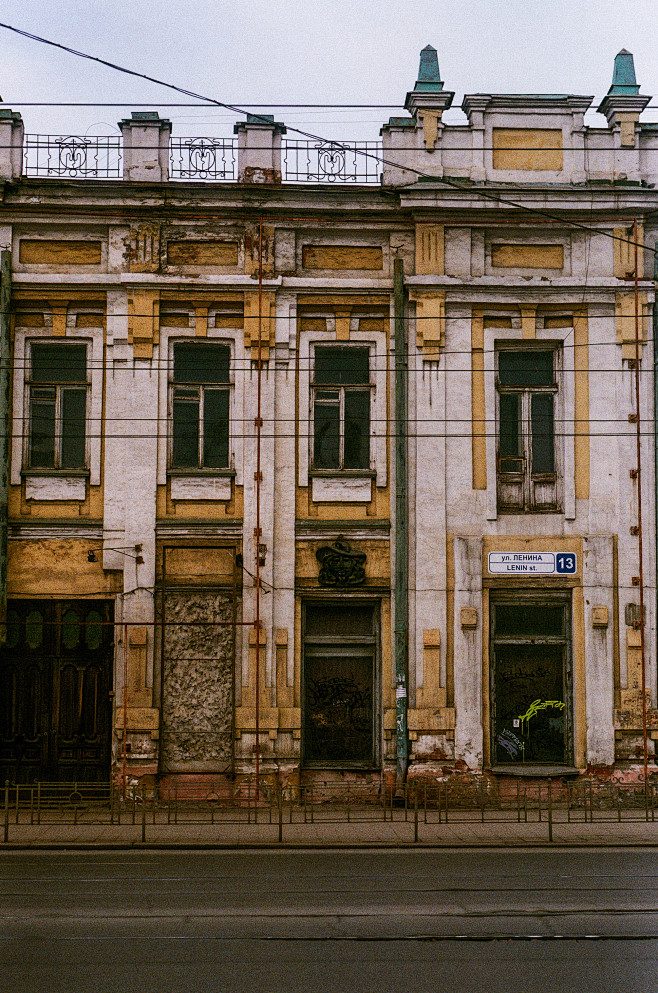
302, 245, 383, 270
415, 224, 444, 275
491, 244, 564, 269
492, 128, 563, 171
8, 540, 121, 597
167, 241, 239, 266
471, 311, 486, 490
19, 240, 102, 265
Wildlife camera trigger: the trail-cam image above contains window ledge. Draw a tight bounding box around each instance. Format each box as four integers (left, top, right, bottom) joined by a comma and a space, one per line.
22, 468, 90, 478
310, 469, 376, 478
489, 765, 580, 777
168, 468, 235, 478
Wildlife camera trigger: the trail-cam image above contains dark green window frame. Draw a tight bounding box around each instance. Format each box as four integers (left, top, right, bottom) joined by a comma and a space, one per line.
28, 342, 88, 470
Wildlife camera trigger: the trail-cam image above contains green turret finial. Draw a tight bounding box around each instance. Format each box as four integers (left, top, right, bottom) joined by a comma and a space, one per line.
414, 45, 443, 92
608, 49, 640, 95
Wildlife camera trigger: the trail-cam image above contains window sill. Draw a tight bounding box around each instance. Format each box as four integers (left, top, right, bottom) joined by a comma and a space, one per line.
168, 469, 236, 477
310, 469, 376, 478
497, 508, 563, 515
23, 468, 90, 477
22, 470, 88, 501
311, 473, 373, 503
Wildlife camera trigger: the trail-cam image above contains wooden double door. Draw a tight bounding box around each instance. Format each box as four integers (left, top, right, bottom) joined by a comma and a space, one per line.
1, 600, 114, 783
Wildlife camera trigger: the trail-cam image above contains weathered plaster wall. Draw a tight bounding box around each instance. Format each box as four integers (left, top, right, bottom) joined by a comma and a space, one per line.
160, 591, 235, 772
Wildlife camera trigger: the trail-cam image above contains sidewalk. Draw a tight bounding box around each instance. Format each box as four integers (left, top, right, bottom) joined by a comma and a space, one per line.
4, 815, 658, 848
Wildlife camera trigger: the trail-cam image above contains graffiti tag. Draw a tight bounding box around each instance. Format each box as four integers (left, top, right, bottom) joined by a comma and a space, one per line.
517, 699, 565, 734
497, 728, 525, 759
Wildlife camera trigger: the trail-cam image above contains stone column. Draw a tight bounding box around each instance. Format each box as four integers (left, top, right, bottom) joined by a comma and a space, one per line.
119, 111, 171, 182
0, 109, 24, 181
461, 96, 489, 182
234, 114, 286, 184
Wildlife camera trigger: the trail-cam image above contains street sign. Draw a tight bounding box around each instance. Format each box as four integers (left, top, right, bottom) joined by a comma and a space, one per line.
488, 551, 576, 576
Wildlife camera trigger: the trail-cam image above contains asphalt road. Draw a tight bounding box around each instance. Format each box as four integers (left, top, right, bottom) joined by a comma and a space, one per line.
2, 849, 658, 993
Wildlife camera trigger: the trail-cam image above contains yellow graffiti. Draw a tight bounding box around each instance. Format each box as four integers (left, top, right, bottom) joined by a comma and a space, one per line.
517, 699, 565, 734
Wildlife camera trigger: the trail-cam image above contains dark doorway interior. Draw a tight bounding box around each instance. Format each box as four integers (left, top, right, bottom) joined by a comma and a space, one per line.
1, 600, 114, 783
490, 596, 572, 766
303, 602, 378, 767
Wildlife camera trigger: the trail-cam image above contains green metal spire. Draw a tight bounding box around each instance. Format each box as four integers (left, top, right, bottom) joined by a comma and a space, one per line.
414, 45, 443, 92
608, 49, 640, 95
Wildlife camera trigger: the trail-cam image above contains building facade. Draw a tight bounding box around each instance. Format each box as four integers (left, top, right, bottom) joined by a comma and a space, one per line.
1, 48, 657, 788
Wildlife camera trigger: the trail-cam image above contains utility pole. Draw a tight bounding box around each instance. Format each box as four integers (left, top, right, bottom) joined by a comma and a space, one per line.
394, 258, 409, 792
0, 250, 11, 645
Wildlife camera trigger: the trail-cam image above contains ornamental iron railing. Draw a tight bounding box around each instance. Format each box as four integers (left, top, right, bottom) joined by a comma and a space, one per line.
24, 134, 122, 178
170, 136, 236, 180
284, 140, 382, 183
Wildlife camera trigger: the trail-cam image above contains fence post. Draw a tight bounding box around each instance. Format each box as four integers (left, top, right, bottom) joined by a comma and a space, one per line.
588, 780, 593, 824
413, 784, 418, 843
547, 778, 553, 843
278, 781, 283, 844
3, 780, 8, 843
37, 781, 41, 826
141, 784, 146, 843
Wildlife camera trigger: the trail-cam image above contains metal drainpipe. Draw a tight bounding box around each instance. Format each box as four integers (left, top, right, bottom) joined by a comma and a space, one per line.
654, 250, 658, 713
0, 250, 11, 645
394, 258, 409, 792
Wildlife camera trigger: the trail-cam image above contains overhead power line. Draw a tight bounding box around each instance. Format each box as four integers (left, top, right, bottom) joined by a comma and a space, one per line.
1, 21, 656, 258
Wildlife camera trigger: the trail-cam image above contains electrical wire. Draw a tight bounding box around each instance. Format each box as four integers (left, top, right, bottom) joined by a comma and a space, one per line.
0, 20, 656, 258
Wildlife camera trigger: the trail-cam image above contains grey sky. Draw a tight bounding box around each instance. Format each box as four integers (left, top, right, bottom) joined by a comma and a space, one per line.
1, 0, 656, 141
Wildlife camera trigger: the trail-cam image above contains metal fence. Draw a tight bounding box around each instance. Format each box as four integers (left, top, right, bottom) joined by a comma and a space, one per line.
24, 134, 122, 179
169, 136, 236, 181
283, 140, 382, 183
3, 775, 657, 844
